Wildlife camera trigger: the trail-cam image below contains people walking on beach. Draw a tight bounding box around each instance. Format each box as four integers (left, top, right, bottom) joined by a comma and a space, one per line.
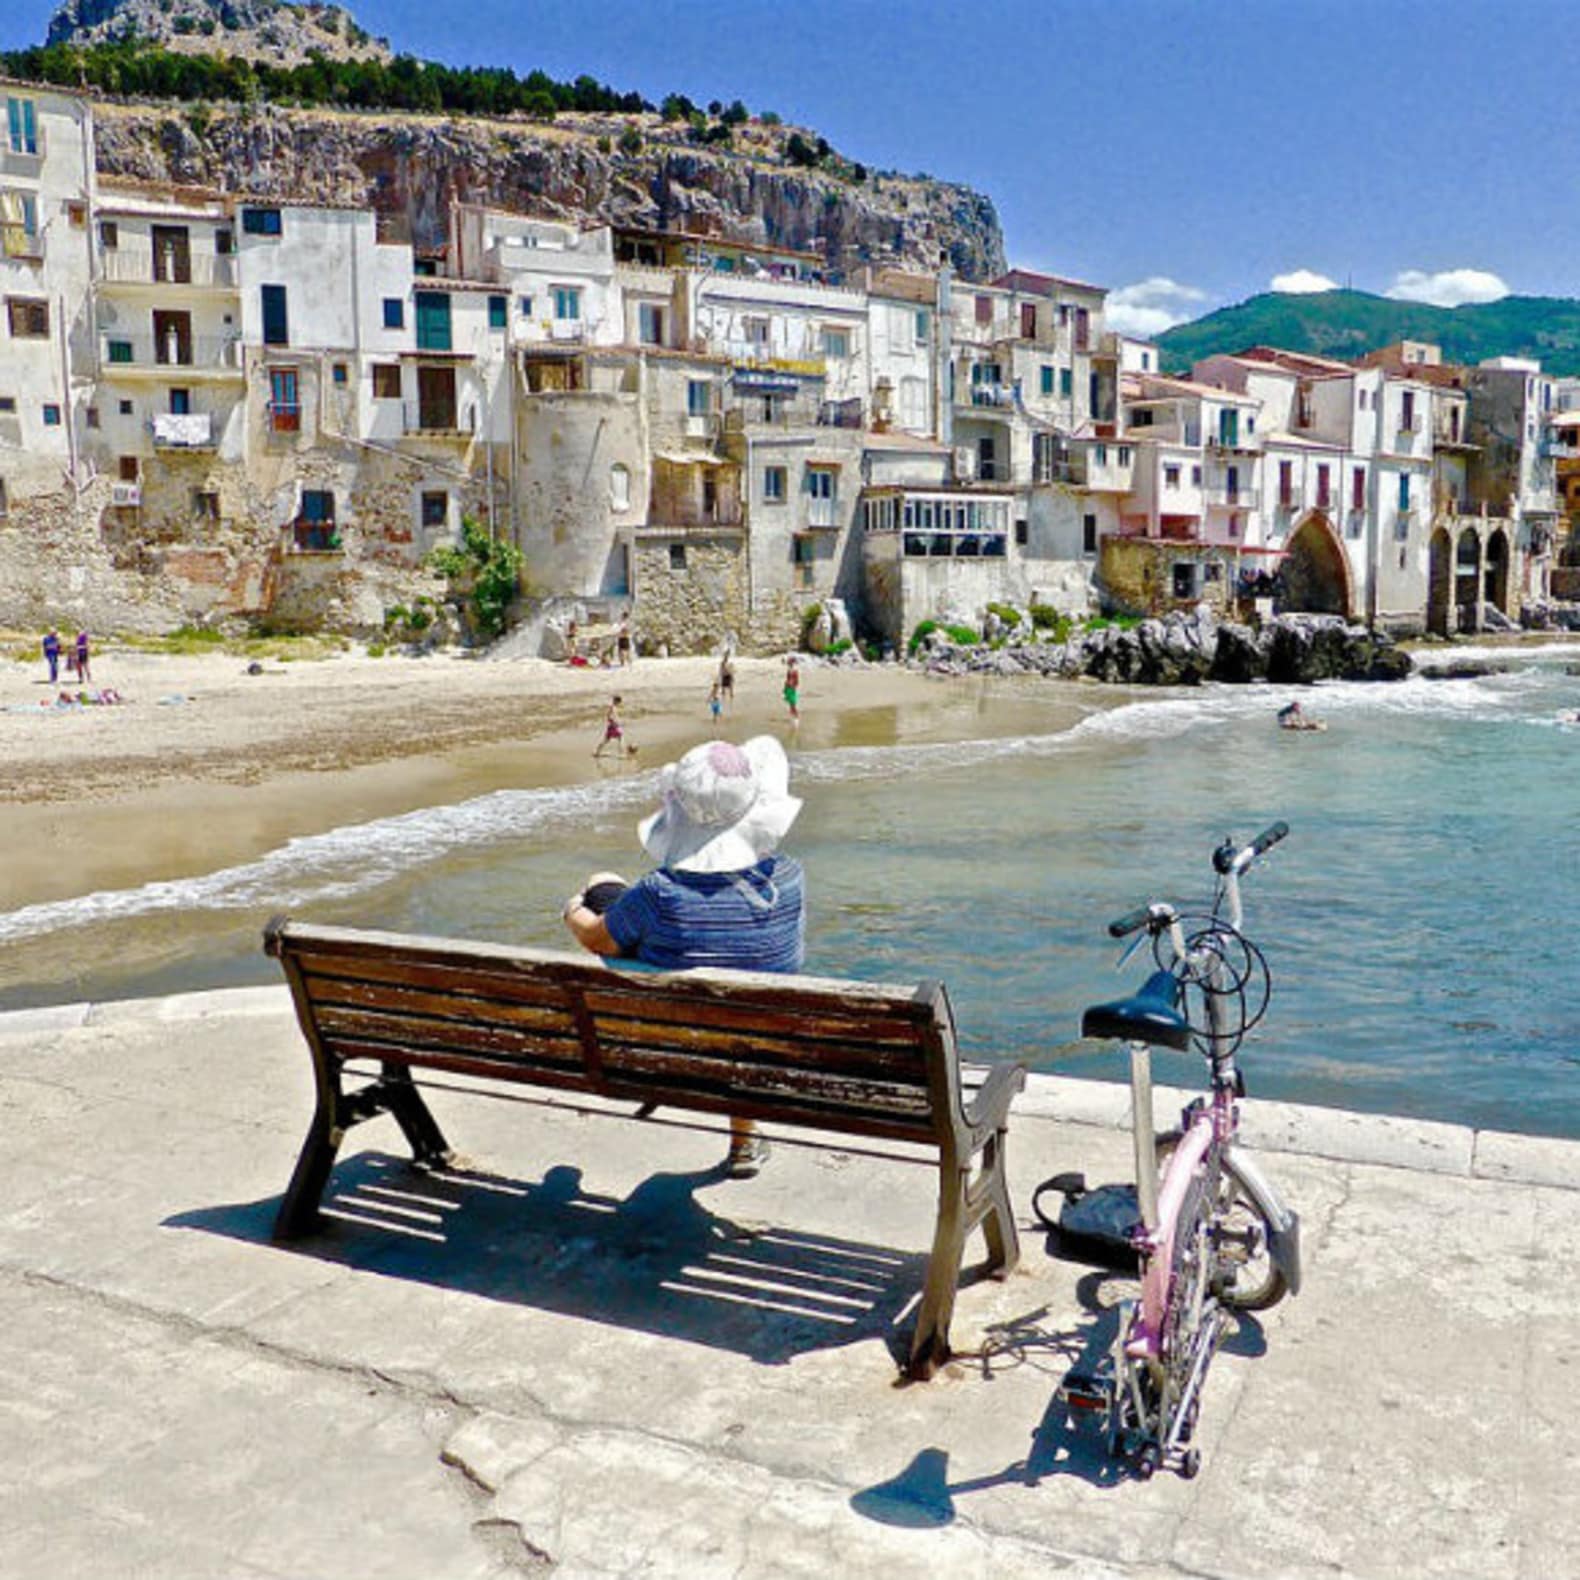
42, 628, 61, 683
561, 736, 805, 1178
782, 656, 801, 725
74, 630, 92, 684
708, 680, 723, 733
718, 647, 735, 710
564, 617, 578, 663
617, 613, 634, 667
594, 695, 636, 759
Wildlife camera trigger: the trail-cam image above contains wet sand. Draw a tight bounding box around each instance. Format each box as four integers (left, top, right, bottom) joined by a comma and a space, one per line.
0, 646, 1108, 913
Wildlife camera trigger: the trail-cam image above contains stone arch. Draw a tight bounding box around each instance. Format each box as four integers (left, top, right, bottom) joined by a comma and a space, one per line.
1278, 512, 1351, 617
1455, 527, 1483, 633
1427, 527, 1454, 637
1484, 527, 1511, 616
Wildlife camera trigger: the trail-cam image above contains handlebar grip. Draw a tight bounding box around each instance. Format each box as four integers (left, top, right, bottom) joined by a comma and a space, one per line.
1250, 821, 1290, 857
1108, 905, 1153, 939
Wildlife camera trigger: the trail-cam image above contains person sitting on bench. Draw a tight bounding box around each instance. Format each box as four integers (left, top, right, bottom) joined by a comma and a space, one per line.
562, 736, 805, 1179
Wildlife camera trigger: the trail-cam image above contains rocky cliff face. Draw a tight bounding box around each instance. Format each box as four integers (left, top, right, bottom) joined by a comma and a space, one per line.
90, 102, 1007, 282
48, 0, 390, 66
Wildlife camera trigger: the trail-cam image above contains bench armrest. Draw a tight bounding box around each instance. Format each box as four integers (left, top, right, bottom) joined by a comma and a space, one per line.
962, 1060, 1026, 1149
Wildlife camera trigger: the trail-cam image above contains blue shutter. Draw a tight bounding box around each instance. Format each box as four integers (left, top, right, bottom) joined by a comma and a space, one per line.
261, 284, 289, 346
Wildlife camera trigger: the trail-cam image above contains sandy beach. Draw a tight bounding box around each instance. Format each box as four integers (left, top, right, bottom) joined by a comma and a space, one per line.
0, 643, 1105, 915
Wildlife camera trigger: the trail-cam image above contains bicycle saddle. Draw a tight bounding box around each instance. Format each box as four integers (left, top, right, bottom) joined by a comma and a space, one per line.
1081, 969, 1192, 1051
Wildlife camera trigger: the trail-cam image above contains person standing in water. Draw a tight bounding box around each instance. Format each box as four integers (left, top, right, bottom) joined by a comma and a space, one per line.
782, 656, 801, 725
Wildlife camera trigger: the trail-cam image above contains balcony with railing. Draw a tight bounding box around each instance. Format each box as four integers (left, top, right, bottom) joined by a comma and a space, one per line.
100, 333, 242, 374
403, 400, 477, 438
1203, 483, 1260, 510
99, 250, 238, 290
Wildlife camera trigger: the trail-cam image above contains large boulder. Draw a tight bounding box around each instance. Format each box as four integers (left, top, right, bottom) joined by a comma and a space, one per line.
1212, 622, 1268, 683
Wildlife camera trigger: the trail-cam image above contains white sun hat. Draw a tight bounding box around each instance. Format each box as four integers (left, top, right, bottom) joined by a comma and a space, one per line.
638, 736, 802, 874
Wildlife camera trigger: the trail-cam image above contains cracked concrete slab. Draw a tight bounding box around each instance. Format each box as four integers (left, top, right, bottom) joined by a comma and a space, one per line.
0, 989, 1576, 1578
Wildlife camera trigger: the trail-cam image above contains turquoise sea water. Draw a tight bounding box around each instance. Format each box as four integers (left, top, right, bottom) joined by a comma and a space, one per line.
4, 647, 1579, 1137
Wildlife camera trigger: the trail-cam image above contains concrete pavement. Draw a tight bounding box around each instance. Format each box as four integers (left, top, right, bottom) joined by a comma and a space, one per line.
0, 985, 1576, 1579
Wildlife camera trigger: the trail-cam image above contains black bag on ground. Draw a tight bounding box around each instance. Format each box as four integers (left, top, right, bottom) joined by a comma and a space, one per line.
1031, 1172, 1142, 1271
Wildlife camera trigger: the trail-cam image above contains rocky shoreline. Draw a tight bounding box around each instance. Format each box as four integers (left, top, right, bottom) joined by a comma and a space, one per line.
905, 610, 1413, 686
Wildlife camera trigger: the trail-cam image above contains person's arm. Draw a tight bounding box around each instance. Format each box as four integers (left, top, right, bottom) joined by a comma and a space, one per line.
562, 893, 621, 956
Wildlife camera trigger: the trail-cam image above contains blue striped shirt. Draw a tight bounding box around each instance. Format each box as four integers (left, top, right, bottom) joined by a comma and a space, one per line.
604, 857, 805, 974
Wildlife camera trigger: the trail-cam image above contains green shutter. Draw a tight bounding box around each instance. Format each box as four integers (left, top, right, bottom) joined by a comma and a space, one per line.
415, 292, 452, 351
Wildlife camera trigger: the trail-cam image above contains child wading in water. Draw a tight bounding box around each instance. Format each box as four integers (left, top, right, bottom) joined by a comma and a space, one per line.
782, 657, 801, 725
594, 695, 637, 759
708, 680, 723, 733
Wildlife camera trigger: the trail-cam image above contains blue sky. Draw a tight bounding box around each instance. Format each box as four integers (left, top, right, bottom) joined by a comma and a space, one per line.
7, 0, 1578, 332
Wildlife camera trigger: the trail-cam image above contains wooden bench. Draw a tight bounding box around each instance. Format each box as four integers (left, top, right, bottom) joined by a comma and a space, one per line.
264, 918, 1025, 1378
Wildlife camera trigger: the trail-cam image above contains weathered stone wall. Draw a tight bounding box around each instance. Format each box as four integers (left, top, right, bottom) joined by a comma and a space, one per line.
631, 534, 749, 654
1099, 536, 1239, 618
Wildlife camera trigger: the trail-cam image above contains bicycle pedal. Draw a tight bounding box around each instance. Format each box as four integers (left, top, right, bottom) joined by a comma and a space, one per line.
1057, 1368, 1109, 1414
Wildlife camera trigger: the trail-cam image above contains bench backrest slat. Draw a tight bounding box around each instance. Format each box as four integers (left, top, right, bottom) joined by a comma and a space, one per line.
268, 921, 964, 1148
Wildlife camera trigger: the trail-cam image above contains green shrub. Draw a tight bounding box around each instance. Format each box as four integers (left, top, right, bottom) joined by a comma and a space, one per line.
907, 619, 938, 655
827, 638, 853, 655
617, 124, 643, 155
945, 623, 981, 646
1029, 603, 1074, 643
986, 601, 1021, 628
427, 514, 525, 639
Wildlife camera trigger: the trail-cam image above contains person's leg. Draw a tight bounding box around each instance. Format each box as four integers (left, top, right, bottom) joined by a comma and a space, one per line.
727, 1118, 769, 1177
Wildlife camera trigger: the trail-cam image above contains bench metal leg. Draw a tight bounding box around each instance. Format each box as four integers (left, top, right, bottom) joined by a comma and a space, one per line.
909, 1164, 969, 1379
275, 1107, 345, 1242
379, 1063, 454, 1168
907, 1126, 1020, 1379
976, 1129, 1021, 1278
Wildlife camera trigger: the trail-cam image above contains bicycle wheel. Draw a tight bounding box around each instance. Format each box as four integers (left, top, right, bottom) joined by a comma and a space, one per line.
1156, 1135, 1289, 1312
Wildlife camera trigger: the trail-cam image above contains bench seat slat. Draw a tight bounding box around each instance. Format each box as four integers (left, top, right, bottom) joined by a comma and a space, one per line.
596, 1039, 932, 1117
325, 1036, 602, 1096
295, 950, 577, 1010
304, 976, 579, 1035
587, 1013, 928, 1080
313, 1004, 584, 1066
580, 987, 930, 1048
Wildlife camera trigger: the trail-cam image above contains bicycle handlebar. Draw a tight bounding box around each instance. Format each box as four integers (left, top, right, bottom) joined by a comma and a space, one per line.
1107, 904, 1156, 939
1213, 821, 1290, 876
1107, 824, 1290, 939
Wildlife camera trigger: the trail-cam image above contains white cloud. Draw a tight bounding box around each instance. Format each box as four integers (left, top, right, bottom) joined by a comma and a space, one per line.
1385, 268, 1509, 308
1270, 269, 1339, 295
1106, 276, 1209, 338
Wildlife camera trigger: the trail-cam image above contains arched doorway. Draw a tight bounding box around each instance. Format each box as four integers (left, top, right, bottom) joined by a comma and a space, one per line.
1455, 528, 1482, 632
1278, 513, 1351, 616
1484, 528, 1510, 616
1427, 527, 1453, 636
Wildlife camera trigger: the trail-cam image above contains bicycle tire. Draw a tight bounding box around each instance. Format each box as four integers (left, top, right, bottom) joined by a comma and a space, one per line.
1156, 1134, 1289, 1312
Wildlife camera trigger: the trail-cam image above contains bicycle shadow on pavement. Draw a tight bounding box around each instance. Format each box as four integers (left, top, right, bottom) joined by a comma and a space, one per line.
166, 1149, 934, 1368
851, 1269, 1134, 1525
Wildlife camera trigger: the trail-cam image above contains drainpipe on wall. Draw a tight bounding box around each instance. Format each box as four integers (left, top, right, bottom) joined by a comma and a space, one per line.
934, 263, 952, 449
508, 348, 521, 550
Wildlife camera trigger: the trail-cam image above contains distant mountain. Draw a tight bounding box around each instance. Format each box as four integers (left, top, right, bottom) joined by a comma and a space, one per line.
1156, 289, 1580, 378
47, 0, 390, 67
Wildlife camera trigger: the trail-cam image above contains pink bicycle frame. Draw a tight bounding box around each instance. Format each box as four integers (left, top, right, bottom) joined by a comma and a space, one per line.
1125, 1066, 1234, 1359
